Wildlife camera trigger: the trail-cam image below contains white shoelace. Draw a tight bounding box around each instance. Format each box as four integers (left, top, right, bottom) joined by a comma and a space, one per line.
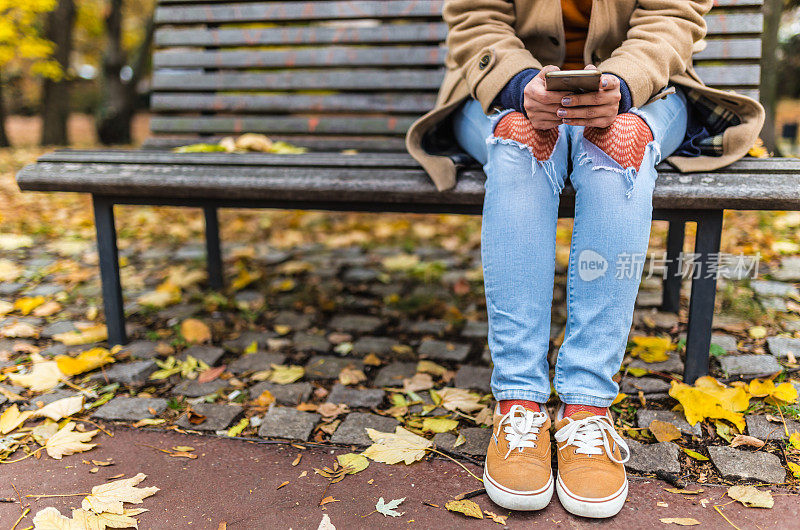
497, 405, 548, 459
554, 414, 630, 464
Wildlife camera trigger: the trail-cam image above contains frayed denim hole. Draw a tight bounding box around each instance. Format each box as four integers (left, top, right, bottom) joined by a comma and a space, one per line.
578, 136, 660, 199
486, 121, 566, 196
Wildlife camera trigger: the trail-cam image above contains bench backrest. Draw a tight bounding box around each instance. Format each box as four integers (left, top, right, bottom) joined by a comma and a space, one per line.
148, 0, 764, 151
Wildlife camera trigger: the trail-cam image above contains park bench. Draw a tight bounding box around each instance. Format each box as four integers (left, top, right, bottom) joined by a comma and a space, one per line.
16, 0, 800, 384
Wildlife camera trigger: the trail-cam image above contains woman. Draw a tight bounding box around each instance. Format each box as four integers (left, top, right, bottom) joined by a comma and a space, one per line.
405, 0, 764, 519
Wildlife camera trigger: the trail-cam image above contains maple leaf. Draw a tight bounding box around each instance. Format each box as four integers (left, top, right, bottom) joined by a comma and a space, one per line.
181, 318, 211, 344
362, 426, 432, 465
435, 388, 485, 413
0, 404, 34, 434
628, 336, 674, 363
33, 395, 84, 421
46, 421, 99, 459
747, 378, 798, 404
338, 366, 366, 386
55, 347, 115, 376
32, 504, 148, 529
648, 420, 681, 443
82, 473, 159, 515
403, 373, 434, 393
422, 417, 459, 434
268, 364, 304, 384
669, 377, 749, 430
375, 497, 405, 517
9, 353, 65, 392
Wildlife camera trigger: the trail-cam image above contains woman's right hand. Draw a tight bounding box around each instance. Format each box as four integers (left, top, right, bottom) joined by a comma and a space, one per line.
523, 65, 570, 130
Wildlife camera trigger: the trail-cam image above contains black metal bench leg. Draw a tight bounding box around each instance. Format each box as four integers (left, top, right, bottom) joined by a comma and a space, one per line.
683, 210, 723, 384
92, 195, 127, 345
204, 206, 224, 290
661, 220, 685, 314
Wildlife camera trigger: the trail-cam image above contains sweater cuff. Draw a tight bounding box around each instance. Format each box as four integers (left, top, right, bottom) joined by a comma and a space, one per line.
614, 75, 633, 115
494, 68, 539, 116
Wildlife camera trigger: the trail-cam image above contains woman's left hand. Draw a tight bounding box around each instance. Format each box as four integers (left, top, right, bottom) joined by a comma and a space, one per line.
556, 65, 621, 128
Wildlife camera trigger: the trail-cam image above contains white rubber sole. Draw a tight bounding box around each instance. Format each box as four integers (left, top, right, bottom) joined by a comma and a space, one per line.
555, 473, 628, 518
483, 465, 554, 511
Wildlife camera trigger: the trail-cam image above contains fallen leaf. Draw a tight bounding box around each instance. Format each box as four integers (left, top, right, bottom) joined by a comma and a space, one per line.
484, 510, 507, 524
53, 324, 108, 345
137, 281, 181, 308
33, 395, 84, 421
9, 354, 65, 392
727, 485, 774, 508
317, 402, 349, 420
445, 499, 483, 519
362, 426, 433, 465
181, 319, 211, 344
14, 296, 46, 315
338, 367, 367, 386
435, 388, 485, 413
375, 497, 405, 517
422, 417, 459, 434
789, 431, 800, 450
660, 517, 700, 526
787, 461, 800, 478
55, 347, 115, 376
252, 390, 275, 408
46, 421, 99, 459
612, 392, 628, 405
403, 373, 434, 393
198, 365, 226, 384
81, 472, 159, 514
747, 378, 798, 404
319, 496, 339, 506
669, 376, 749, 430
682, 448, 709, 461
0, 404, 34, 434
649, 420, 682, 443
337, 453, 369, 474
277, 481, 289, 489
362, 353, 382, 366
664, 488, 703, 495
269, 364, 305, 384
748, 326, 767, 339
730, 434, 765, 449
629, 336, 675, 363
416, 360, 447, 377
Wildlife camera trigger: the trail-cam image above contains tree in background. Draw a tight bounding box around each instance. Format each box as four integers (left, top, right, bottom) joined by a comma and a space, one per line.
40, 0, 76, 145
0, 0, 63, 147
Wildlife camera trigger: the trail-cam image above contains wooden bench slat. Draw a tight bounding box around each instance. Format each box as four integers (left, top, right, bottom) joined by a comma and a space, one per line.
16, 158, 800, 210
141, 135, 409, 152
151, 92, 437, 114
152, 69, 444, 92
692, 64, 761, 86
155, 1, 444, 25
149, 115, 417, 135
694, 38, 762, 61
153, 46, 447, 69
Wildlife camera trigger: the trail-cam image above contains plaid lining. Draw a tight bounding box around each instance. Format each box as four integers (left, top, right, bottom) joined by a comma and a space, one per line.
684, 90, 741, 157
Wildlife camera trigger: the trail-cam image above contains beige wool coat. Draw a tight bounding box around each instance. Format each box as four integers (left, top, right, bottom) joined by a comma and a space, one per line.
405, 0, 765, 191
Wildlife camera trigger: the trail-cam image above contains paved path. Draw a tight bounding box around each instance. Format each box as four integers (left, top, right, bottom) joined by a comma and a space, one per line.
3, 427, 798, 529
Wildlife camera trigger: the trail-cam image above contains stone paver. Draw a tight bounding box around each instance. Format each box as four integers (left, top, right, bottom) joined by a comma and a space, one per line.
625, 440, 681, 474
171, 379, 228, 398
719, 355, 781, 377
248, 382, 313, 405
92, 397, 168, 421
305, 356, 364, 380
179, 345, 226, 366
773, 256, 800, 282
750, 280, 799, 299
635, 310, 679, 329
766, 336, 800, 359
636, 410, 702, 436
21, 390, 80, 411
177, 403, 242, 431
454, 365, 492, 393
40, 321, 77, 338
330, 412, 398, 446
403, 320, 450, 336
461, 321, 488, 339
745, 415, 800, 440
223, 331, 274, 353
328, 315, 382, 334
433, 428, 491, 458
228, 352, 286, 374
373, 362, 417, 388
273, 311, 312, 331
327, 384, 385, 408
635, 291, 662, 308
628, 352, 684, 374
258, 406, 320, 441
121, 340, 161, 359
352, 336, 399, 357
621, 377, 671, 396
708, 446, 785, 484
293, 332, 330, 353
418, 339, 471, 362
90, 360, 157, 386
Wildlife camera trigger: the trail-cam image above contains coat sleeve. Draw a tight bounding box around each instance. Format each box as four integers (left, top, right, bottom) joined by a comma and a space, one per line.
597, 0, 712, 108
443, 0, 543, 113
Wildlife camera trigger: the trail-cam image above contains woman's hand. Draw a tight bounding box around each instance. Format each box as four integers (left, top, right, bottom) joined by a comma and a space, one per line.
522, 65, 571, 130
556, 64, 621, 128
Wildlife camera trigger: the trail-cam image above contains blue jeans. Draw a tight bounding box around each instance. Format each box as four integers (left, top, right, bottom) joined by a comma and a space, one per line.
452, 90, 688, 407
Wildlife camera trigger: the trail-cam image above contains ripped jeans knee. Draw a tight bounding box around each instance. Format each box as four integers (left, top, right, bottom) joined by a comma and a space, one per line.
582, 113, 654, 171
492, 111, 560, 161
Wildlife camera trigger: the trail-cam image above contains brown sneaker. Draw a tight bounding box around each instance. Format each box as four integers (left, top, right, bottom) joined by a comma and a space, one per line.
483, 404, 554, 510
553, 406, 630, 518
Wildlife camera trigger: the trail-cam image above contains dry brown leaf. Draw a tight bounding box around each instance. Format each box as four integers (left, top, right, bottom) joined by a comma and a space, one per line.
338, 367, 367, 386
660, 517, 701, 526
649, 420, 682, 443
445, 499, 483, 519
317, 402, 349, 420
81, 472, 159, 514
319, 496, 339, 506
362, 426, 432, 465
46, 421, 99, 459
663, 488, 703, 495
181, 318, 211, 344
402, 373, 434, 393
198, 365, 226, 384
484, 510, 507, 524
277, 481, 289, 489
730, 434, 766, 449
727, 485, 774, 508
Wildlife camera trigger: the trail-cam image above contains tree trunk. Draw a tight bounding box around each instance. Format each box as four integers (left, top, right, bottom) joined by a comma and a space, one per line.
0, 72, 9, 148
96, 1, 154, 145
40, 0, 75, 146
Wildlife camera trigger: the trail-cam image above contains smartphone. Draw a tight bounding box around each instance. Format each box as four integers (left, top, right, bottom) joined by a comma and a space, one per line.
545, 70, 602, 93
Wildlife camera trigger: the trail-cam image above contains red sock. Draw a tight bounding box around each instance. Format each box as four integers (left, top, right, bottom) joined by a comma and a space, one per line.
499, 400, 540, 414
564, 404, 607, 417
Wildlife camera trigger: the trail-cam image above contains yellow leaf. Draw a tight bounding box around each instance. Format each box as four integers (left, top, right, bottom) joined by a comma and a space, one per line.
771, 382, 799, 404
382, 253, 420, 272
436, 388, 485, 413
789, 432, 800, 450
336, 453, 369, 474
747, 378, 799, 404
403, 373, 434, 393
626, 367, 650, 377
445, 499, 484, 519
660, 517, 700, 526
362, 426, 433, 465
53, 324, 108, 345
227, 418, 249, 437
33, 395, 84, 421
55, 347, 115, 376
32, 300, 61, 317
268, 364, 305, 384
232, 267, 261, 291
72, 508, 148, 529
46, 421, 99, 459
682, 448, 709, 461
339, 367, 367, 386
181, 319, 211, 344
649, 420, 682, 443
81, 472, 159, 515
137, 281, 181, 308
416, 360, 448, 377
747, 138, 769, 158
612, 392, 628, 405
748, 326, 767, 339
422, 417, 459, 433
9, 354, 64, 392
0, 300, 13, 317
629, 336, 674, 363
0, 404, 34, 434
1, 321, 38, 338
727, 485, 774, 508
787, 462, 800, 479
14, 295, 45, 315
747, 378, 775, 397
32, 507, 74, 529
